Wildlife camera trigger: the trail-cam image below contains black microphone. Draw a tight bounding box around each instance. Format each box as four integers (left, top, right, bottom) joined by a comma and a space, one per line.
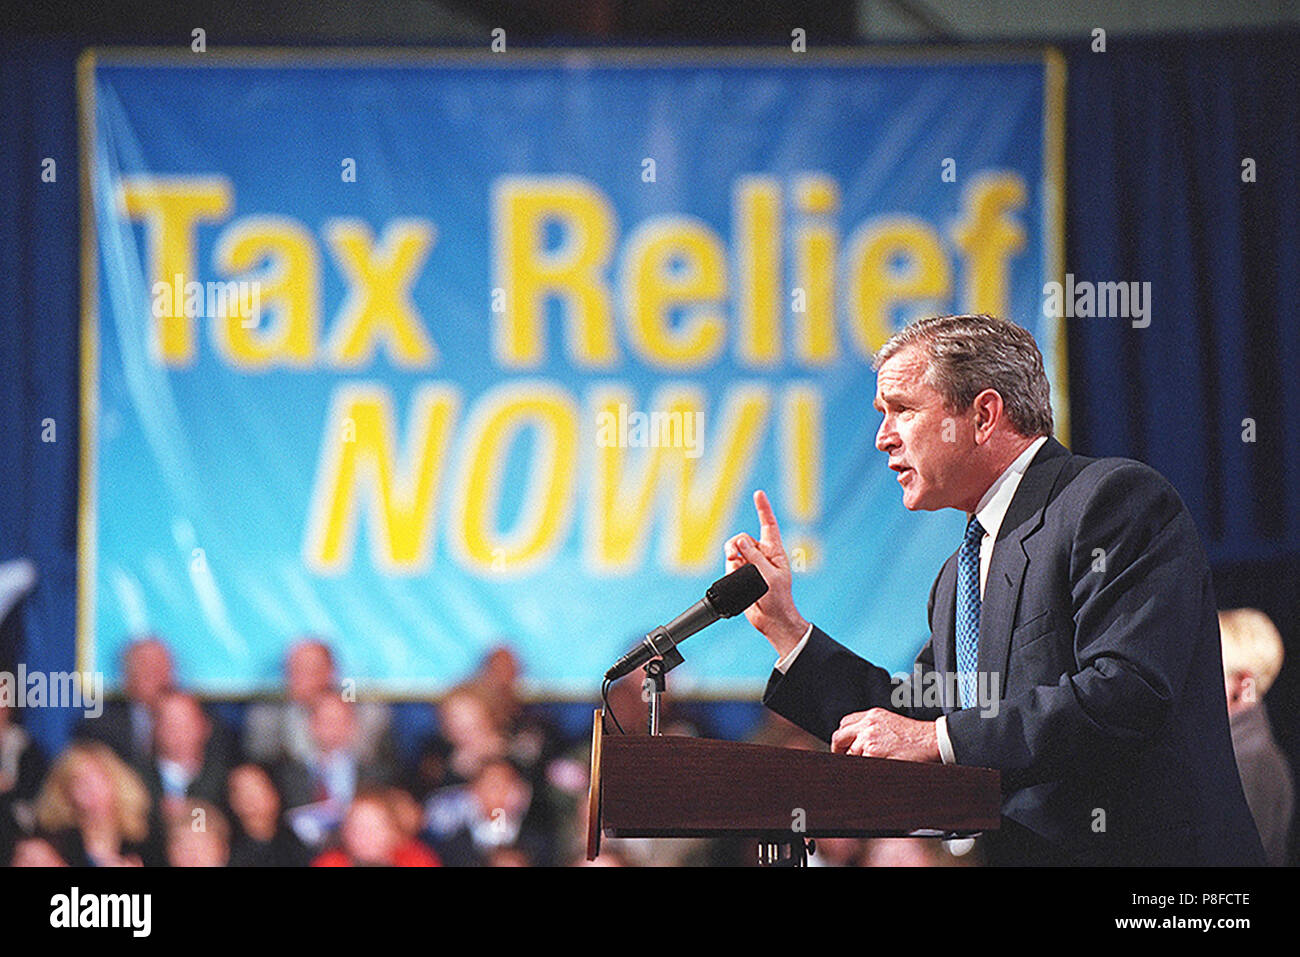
603, 564, 769, 681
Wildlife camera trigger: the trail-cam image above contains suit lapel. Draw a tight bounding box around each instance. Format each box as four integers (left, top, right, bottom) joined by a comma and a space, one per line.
976, 438, 1071, 697
931, 552, 958, 680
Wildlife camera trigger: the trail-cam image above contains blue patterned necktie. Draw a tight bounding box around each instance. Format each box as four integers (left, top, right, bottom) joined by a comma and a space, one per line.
956, 515, 985, 708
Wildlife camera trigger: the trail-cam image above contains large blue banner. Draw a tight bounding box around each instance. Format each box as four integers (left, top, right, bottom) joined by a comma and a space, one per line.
81, 50, 1064, 696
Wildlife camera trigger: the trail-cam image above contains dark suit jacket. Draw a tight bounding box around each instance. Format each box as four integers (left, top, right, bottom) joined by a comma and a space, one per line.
73, 701, 153, 767
140, 728, 238, 810
273, 752, 398, 810
764, 437, 1266, 866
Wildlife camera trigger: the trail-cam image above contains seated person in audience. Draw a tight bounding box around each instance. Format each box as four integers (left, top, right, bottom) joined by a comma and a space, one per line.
35, 741, 162, 866
311, 791, 440, 867
408, 652, 573, 804
276, 692, 398, 847
382, 785, 439, 856
165, 799, 230, 867
1220, 608, 1295, 866
470, 644, 566, 784
0, 699, 47, 864
243, 637, 393, 766
226, 763, 311, 867
476, 645, 524, 728
423, 757, 554, 867
74, 636, 174, 768
407, 734, 452, 803
410, 683, 508, 798
142, 690, 237, 820
10, 835, 68, 867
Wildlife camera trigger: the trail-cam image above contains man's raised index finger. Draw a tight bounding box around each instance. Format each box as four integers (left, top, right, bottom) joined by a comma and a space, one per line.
753, 489, 784, 546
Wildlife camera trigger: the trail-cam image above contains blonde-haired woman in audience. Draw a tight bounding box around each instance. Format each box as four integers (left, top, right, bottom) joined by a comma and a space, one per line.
34, 741, 160, 866
1219, 608, 1294, 866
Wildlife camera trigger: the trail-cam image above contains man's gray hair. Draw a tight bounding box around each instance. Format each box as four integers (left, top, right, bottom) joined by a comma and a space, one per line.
873, 314, 1054, 438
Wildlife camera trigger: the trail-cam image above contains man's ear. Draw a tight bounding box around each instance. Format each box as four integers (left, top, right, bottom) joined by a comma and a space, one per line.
971, 389, 1004, 443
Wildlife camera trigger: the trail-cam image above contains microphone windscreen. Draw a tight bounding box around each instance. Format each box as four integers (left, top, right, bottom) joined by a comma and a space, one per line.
706, 563, 768, 617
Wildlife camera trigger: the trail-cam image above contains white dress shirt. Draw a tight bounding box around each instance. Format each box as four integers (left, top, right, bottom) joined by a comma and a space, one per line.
775, 435, 1050, 764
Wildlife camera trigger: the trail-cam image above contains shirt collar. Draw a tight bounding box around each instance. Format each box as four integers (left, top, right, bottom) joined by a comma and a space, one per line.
971, 435, 1049, 541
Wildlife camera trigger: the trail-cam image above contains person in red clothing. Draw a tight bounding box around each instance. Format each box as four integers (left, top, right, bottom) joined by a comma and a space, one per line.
312, 791, 440, 867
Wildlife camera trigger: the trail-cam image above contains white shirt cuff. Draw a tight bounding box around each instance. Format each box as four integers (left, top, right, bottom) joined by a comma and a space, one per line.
773, 623, 815, 674
935, 714, 956, 764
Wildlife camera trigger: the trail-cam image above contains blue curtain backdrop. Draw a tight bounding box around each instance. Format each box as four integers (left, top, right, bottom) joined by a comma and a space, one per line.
1061, 32, 1300, 853
1063, 31, 1300, 564
0, 36, 83, 754
2, 33, 1298, 795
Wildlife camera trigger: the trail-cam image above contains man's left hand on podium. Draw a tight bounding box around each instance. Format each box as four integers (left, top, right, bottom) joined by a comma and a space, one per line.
830, 708, 941, 762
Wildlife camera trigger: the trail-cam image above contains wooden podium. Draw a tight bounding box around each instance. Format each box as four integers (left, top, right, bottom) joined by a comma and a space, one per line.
586, 710, 1000, 864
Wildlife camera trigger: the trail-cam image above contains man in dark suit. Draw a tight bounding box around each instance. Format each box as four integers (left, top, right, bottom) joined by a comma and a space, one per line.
141, 690, 237, 817
725, 313, 1265, 866
73, 636, 174, 767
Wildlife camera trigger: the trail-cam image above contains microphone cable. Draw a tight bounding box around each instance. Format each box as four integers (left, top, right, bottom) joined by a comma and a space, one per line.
601, 676, 626, 734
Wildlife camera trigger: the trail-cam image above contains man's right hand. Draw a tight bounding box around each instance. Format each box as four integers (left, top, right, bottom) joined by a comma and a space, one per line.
723, 490, 810, 659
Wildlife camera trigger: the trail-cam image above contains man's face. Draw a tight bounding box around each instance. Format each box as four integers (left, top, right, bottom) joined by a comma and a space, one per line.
309, 695, 356, 754
155, 696, 209, 761
287, 643, 334, 703
124, 640, 173, 706
873, 345, 977, 512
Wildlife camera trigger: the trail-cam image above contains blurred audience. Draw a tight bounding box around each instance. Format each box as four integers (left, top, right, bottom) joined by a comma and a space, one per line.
312, 791, 440, 866
476, 645, 523, 729
0, 699, 46, 864
278, 692, 398, 806
412, 682, 509, 797
1220, 608, 1295, 866
27, 626, 1288, 869
10, 835, 68, 867
383, 785, 427, 849
277, 692, 398, 847
410, 647, 571, 802
165, 799, 230, 867
244, 638, 393, 766
226, 763, 311, 867
474, 645, 564, 779
34, 741, 160, 866
423, 757, 554, 866
74, 636, 174, 767
143, 690, 237, 818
